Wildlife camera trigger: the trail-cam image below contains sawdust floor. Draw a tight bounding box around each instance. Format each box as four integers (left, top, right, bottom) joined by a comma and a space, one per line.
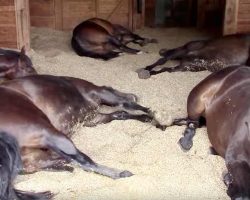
16, 27, 228, 200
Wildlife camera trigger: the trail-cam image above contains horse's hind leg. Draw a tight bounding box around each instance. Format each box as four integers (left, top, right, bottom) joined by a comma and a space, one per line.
14, 190, 54, 200
21, 148, 73, 173
143, 61, 208, 78
128, 34, 158, 46
137, 41, 205, 79
109, 37, 142, 54
89, 111, 166, 130
97, 86, 151, 114
43, 132, 133, 179
178, 122, 198, 151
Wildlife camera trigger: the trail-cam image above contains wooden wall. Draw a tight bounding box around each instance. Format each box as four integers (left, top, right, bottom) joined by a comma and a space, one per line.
0, 0, 30, 49
223, 0, 250, 35
30, 0, 135, 30
237, 0, 250, 33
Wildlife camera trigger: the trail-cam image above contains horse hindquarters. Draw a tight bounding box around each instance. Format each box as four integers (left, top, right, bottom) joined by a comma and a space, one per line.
72, 36, 120, 60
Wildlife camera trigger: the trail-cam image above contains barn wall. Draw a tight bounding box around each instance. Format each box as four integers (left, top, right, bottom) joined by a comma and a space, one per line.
30, 0, 136, 30
223, 0, 250, 35
237, 0, 250, 33
0, 0, 30, 49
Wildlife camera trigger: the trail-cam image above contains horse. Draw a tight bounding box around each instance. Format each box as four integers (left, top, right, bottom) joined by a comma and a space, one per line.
137, 34, 250, 79
0, 47, 36, 80
71, 18, 157, 60
0, 74, 165, 179
88, 18, 157, 46
173, 65, 250, 199
0, 132, 53, 200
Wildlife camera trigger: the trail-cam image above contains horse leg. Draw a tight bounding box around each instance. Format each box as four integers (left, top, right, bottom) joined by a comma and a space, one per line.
89, 87, 166, 130
137, 40, 206, 79
109, 37, 142, 54
128, 34, 158, 46
14, 190, 53, 200
21, 148, 73, 173
137, 47, 188, 79
88, 111, 166, 130
43, 132, 133, 179
178, 122, 198, 151
144, 61, 208, 78
97, 86, 151, 114
137, 57, 170, 79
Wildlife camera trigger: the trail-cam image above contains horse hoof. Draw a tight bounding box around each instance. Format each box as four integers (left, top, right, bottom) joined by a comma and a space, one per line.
136, 69, 151, 79
178, 137, 193, 152
223, 172, 232, 187
119, 170, 134, 178
137, 51, 143, 55
156, 124, 167, 131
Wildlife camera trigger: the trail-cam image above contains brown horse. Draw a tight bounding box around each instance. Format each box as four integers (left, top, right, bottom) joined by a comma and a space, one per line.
137, 34, 250, 79
88, 18, 157, 46
0, 47, 36, 80
173, 65, 250, 199
0, 132, 53, 200
71, 18, 157, 60
0, 75, 165, 179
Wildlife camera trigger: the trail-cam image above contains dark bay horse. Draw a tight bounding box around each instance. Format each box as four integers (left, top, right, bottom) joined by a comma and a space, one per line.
88, 18, 157, 46
0, 132, 53, 200
137, 34, 250, 79
173, 65, 250, 199
0, 47, 36, 80
71, 18, 157, 60
0, 75, 165, 179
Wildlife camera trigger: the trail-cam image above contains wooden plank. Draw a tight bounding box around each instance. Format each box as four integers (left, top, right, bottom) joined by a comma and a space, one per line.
20, 0, 30, 49
223, 0, 239, 35
0, 6, 16, 12
0, 0, 17, 48
238, 4, 250, 11
55, 0, 63, 29
0, 0, 15, 6
30, 0, 56, 29
239, 0, 250, 4
30, 17, 55, 28
15, 0, 30, 49
62, 0, 96, 30
0, 11, 16, 25
128, 0, 133, 30
97, 0, 131, 28
0, 27, 17, 42
30, 0, 55, 17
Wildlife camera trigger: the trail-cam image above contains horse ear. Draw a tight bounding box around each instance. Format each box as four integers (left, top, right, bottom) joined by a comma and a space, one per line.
20, 46, 26, 55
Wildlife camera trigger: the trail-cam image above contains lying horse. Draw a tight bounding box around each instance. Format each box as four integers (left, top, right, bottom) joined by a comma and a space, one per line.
71, 18, 157, 60
173, 65, 250, 199
0, 132, 53, 200
137, 34, 250, 79
88, 18, 157, 46
0, 75, 165, 179
0, 47, 36, 80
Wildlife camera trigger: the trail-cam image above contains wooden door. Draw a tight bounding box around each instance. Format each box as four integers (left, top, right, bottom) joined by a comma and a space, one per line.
223, 0, 239, 35
0, 0, 30, 49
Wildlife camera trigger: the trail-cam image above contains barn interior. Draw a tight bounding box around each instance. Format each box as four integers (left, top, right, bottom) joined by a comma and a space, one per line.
0, 0, 249, 199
